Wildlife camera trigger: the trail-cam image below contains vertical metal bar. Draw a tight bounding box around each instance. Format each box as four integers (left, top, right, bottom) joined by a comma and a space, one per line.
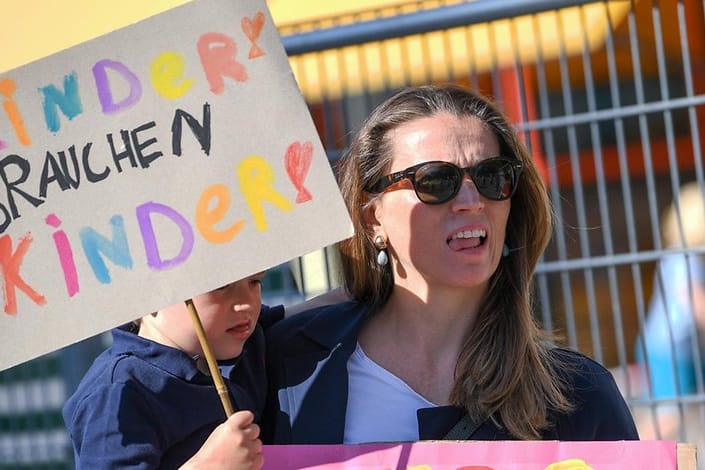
679, 0, 705, 191
537, 273, 554, 330
579, 2, 629, 374
651, 0, 689, 443
379, 38, 393, 96
464, 25, 480, 91
557, 7, 602, 360
675, 0, 705, 446
420, 32, 433, 84
604, 1, 647, 404
509, 13, 554, 332
531, 11, 578, 347
648, 46, 693, 454
627, 0, 681, 440
442, 21, 456, 84
294, 256, 307, 298
321, 245, 331, 292
627, 0, 662, 362
488, 22, 503, 103
509, 17, 534, 156
355, 10, 376, 118
354, 50, 373, 123
317, 50, 336, 149
629, 3, 663, 252
651, 2, 683, 205
336, 43, 356, 150
398, 3, 413, 89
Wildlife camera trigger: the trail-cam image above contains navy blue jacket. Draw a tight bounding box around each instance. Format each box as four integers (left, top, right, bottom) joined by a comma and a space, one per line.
263, 301, 639, 443
63, 305, 283, 470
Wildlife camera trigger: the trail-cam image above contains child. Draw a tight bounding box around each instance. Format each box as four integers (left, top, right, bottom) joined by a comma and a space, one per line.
63, 272, 273, 469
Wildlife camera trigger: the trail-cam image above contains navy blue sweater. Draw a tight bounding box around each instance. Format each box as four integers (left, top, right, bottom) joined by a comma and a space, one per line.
63, 305, 283, 469
264, 301, 639, 443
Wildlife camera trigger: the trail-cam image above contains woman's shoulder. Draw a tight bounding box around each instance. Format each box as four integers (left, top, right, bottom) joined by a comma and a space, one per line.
548, 348, 640, 440
549, 348, 621, 394
550, 347, 610, 373
266, 300, 369, 351
269, 301, 365, 333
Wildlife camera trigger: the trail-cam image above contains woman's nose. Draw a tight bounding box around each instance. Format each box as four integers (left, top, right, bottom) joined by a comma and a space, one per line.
451, 177, 485, 211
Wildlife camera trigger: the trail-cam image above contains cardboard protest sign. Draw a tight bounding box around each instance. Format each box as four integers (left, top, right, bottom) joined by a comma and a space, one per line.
0, 0, 353, 371
263, 440, 681, 469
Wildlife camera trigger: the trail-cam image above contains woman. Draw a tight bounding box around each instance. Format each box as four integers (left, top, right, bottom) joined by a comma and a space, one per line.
263, 84, 638, 443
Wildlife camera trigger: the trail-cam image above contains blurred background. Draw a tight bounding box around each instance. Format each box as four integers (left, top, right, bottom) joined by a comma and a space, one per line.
2, 0, 705, 468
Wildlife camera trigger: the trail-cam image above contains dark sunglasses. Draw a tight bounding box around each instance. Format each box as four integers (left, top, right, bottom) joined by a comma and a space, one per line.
366, 156, 524, 204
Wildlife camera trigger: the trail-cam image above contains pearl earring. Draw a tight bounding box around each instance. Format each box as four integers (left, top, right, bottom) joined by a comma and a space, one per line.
374, 235, 388, 267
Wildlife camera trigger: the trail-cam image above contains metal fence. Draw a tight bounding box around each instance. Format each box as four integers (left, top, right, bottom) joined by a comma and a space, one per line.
1, 0, 704, 467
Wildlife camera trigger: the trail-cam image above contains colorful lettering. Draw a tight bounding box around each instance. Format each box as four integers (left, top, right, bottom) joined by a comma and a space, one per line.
130, 121, 163, 168
0, 154, 44, 220
0, 232, 46, 315
198, 32, 247, 94
92, 59, 142, 115
40, 72, 83, 133
79, 215, 133, 284
196, 183, 244, 244
0, 22, 326, 320
242, 12, 266, 59
107, 121, 162, 171
136, 202, 194, 271
151, 51, 195, 100
38, 144, 105, 197
171, 104, 211, 156
285, 140, 313, 203
40, 150, 78, 197
238, 156, 293, 232
46, 214, 79, 297
80, 142, 111, 183
0, 202, 10, 234
0, 78, 31, 146
107, 129, 137, 172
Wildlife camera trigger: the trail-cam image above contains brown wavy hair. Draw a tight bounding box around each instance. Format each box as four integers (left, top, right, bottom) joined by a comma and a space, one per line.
336, 84, 571, 439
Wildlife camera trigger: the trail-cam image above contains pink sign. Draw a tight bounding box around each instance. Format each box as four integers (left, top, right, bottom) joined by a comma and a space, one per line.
263, 440, 677, 469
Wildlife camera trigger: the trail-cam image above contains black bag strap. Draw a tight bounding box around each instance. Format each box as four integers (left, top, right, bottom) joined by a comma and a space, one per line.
442, 413, 483, 440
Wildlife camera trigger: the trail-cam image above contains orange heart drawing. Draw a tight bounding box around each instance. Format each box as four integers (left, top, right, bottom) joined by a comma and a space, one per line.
242, 12, 266, 59
285, 141, 313, 203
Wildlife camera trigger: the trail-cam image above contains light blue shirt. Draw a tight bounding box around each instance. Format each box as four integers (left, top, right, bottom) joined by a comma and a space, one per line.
637, 253, 705, 398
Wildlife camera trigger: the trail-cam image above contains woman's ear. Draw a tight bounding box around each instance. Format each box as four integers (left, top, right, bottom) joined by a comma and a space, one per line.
362, 199, 382, 232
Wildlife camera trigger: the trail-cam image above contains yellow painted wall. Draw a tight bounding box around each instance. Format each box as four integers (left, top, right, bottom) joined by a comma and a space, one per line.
1, 1, 191, 72
1, 0, 632, 101
0, 0, 409, 73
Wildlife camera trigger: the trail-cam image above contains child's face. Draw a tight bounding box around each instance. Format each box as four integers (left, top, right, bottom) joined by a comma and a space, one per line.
156, 272, 265, 360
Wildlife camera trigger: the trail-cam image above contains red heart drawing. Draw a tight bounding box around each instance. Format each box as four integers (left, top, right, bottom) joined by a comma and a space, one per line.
285, 141, 314, 203
242, 12, 266, 59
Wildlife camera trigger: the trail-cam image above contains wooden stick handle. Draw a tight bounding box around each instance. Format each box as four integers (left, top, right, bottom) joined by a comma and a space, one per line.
185, 298, 234, 418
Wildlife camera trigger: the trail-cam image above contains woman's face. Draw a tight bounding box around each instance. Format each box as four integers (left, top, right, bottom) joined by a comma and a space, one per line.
370, 113, 511, 297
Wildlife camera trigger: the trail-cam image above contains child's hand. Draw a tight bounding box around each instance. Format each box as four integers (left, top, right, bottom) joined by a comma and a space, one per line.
180, 410, 264, 470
